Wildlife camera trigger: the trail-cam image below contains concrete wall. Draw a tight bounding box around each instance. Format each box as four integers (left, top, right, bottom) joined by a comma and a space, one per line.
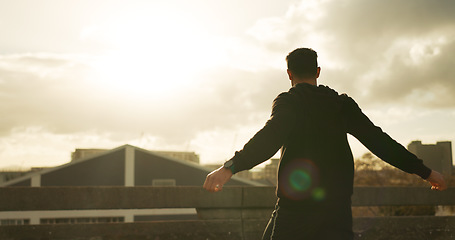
1, 187, 454, 240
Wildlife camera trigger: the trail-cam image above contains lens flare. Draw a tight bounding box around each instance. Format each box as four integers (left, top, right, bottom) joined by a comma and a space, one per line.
279, 158, 324, 201
290, 169, 312, 191
312, 187, 325, 201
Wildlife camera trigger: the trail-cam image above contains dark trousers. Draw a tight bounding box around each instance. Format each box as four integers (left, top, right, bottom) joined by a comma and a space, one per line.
262, 203, 354, 240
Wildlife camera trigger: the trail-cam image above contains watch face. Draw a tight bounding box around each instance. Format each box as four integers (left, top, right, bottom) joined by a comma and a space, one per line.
224, 160, 233, 168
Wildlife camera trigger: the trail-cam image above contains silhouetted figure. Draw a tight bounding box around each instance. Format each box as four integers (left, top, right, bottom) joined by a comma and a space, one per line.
203, 48, 446, 240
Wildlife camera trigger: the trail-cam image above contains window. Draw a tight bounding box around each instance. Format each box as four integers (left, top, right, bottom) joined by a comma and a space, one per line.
40, 217, 124, 225
152, 179, 176, 186
0, 219, 30, 225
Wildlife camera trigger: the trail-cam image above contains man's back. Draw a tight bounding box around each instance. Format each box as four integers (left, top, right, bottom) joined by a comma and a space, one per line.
276, 83, 355, 206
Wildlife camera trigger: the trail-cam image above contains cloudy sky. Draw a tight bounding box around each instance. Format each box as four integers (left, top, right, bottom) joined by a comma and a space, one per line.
1, 0, 454, 169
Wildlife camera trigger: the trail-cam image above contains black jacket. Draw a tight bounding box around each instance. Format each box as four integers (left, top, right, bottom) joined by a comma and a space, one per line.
229, 83, 431, 206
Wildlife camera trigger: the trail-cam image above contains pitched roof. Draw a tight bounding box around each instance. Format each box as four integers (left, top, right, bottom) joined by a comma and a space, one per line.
1, 144, 264, 187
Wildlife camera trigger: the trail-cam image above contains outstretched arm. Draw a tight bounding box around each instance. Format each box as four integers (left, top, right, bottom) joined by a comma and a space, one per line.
344, 96, 432, 179
344, 97, 448, 191
203, 93, 296, 192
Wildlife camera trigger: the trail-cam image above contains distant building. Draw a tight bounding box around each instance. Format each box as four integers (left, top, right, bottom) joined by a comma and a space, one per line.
72, 148, 200, 164
152, 151, 200, 164
407, 141, 453, 176
0, 171, 28, 185
0, 167, 53, 185
1, 145, 263, 226
71, 148, 107, 162
203, 163, 255, 181
204, 159, 278, 186
263, 159, 279, 185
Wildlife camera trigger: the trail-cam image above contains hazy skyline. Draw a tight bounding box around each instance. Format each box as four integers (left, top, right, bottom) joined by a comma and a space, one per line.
1, 0, 454, 169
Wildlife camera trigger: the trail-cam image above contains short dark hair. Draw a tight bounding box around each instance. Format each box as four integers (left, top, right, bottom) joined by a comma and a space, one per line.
286, 48, 318, 78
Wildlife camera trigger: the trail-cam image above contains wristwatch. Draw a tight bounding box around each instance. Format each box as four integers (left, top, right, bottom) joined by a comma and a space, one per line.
223, 159, 235, 173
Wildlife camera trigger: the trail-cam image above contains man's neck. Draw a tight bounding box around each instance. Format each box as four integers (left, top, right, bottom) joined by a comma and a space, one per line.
292, 78, 317, 86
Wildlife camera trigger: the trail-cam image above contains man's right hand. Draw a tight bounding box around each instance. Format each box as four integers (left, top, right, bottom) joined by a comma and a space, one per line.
203, 166, 233, 192
426, 170, 447, 191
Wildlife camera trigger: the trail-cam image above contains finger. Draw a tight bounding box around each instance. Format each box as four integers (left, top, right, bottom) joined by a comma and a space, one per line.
431, 183, 444, 191
207, 180, 218, 192
209, 178, 221, 191
203, 175, 214, 191
210, 183, 218, 192
214, 184, 223, 192
208, 184, 217, 192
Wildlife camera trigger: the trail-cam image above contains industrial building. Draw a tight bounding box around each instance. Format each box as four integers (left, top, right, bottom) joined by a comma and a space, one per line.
407, 141, 453, 176
0, 145, 263, 225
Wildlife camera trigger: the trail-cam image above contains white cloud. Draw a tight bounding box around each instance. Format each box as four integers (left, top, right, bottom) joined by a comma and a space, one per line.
1, 0, 455, 168
245, 0, 455, 108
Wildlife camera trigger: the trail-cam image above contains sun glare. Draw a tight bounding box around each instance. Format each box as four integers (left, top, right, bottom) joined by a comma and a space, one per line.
87, 12, 223, 98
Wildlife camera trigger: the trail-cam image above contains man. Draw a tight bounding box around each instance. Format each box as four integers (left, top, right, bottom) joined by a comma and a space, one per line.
203, 48, 447, 239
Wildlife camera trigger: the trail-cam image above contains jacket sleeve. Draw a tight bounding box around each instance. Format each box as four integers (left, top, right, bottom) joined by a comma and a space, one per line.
229, 93, 296, 173
343, 95, 431, 179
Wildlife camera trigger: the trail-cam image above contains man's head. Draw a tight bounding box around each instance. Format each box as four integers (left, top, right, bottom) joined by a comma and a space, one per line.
286, 48, 320, 84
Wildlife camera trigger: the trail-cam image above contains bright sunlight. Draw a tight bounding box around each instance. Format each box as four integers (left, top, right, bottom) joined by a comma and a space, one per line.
86, 11, 225, 97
